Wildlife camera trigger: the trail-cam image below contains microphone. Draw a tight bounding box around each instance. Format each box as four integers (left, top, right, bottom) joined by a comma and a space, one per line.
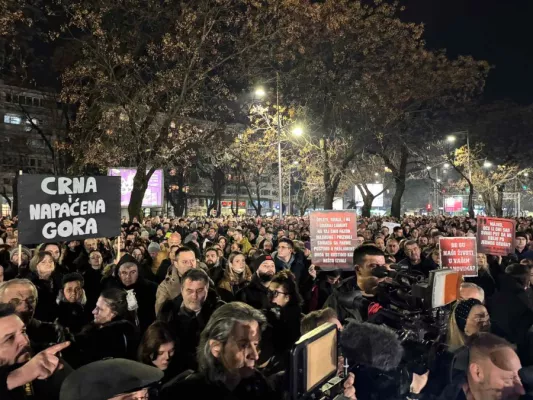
340, 321, 403, 372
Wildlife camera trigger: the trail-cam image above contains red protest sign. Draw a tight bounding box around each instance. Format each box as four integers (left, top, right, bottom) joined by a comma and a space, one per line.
439, 237, 478, 277
476, 217, 516, 257
310, 210, 357, 269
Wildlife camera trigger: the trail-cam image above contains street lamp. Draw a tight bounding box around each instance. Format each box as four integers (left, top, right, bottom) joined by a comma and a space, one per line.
483, 161, 493, 169
444, 163, 450, 168
254, 87, 266, 98
374, 172, 379, 177
446, 135, 457, 143
292, 126, 304, 137
426, 166, 431, 171
255, 79, 304, 217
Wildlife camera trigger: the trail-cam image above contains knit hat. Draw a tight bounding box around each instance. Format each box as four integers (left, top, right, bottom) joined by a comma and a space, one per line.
454, 298, 482, 333
253, 254, 274, 271
147, 242, 161, 254
9, 246, 31, 261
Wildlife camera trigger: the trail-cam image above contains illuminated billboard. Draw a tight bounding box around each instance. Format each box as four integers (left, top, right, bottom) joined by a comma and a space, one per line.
108, 168, 164, 207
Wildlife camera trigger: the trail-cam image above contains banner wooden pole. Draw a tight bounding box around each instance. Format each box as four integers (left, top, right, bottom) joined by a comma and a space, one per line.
116, 235, 121, 264
18, 170, 22, 266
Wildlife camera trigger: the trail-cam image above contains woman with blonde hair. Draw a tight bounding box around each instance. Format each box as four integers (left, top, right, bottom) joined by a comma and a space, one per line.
447, 298, 490, 349
216, 251, 252, 302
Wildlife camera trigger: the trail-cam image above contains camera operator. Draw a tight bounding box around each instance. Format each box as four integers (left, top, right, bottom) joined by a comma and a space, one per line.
324, 245, 386, 323
161, 302, 356, 400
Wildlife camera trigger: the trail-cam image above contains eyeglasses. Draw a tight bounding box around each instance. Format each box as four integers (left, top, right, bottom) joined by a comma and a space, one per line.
270, 290, 288, 297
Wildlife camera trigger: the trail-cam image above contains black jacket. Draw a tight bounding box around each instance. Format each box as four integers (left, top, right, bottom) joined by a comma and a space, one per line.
161, 370, 275, 400
156, 258, 172, 283
0, 360, 73, 400
30, 271, 63, 323
158, 290, 224, 371
323, 276, 369, 323
273, 251, 307, 283
235, 274, 271, 310
487, 274, 533, 364
75, 319, 139, 367
56, 300, 91, 334
105, 276, 157, 334
465, 268, 497, 299
80, 267, 103, 312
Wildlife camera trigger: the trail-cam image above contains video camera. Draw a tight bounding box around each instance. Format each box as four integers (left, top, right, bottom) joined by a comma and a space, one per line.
370, 267, 461, 379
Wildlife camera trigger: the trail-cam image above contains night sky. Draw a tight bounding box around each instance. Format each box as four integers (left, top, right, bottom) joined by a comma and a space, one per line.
401, 0, 533, 104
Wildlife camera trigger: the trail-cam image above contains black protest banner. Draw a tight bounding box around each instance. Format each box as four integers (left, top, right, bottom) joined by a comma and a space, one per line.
18, 175, 121, 244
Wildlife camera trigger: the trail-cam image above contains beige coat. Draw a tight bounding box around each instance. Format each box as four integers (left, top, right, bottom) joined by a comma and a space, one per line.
155, 261, 209, 316
155, 265, 181, 316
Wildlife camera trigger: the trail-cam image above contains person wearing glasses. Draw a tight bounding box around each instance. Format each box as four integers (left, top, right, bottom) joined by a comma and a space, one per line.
323, 245, 386, 323
273, 238, 307, 283
262, 270, 303, 375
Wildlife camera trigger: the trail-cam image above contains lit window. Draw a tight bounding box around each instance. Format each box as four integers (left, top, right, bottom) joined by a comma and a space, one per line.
4, 114, 22, 125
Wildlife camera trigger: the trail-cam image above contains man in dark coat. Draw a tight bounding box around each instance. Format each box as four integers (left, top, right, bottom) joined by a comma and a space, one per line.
0, 303, 72, 400
487, 263, 533, 365
272, 238, 306, 283
109, 255, 157, 334
235, 255, 275, 310
158, 269, 224, 371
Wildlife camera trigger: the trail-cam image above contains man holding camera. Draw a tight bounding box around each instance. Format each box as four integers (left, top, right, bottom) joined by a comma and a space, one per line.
324, 245, 385, 323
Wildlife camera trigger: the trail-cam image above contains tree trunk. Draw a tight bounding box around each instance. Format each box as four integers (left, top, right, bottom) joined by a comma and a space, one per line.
128, 166, 153, 222
495, 186, 504, 217
390, 178, 405, 219
323, 189, 335, 210
361, 196, 373, 218
387, 145, 409, 219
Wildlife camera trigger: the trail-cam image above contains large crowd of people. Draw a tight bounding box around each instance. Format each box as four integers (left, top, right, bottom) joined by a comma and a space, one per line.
1, 213, 533, 399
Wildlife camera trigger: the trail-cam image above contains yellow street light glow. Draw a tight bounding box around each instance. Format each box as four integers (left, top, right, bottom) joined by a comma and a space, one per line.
446, 135, 457, 143
292, 126, 304, 136
254, 87, 266, 98
444, 163, 450, 168
483, 161, 492, 168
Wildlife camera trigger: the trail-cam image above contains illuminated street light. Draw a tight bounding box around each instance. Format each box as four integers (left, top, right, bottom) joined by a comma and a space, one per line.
374, 172, 379, 176
254, 87, 266, 98
426, 166, 431, 170
446, 135, 457, 143
524, 172, 529, 177
483, 161, 493, 168
292, 126, 304, 137
293, 161, 299, 165
444, 163, 450, 168
437, 178, 441, 183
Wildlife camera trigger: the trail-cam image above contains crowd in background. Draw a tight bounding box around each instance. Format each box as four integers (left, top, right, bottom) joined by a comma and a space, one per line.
1, 214, 533, 399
